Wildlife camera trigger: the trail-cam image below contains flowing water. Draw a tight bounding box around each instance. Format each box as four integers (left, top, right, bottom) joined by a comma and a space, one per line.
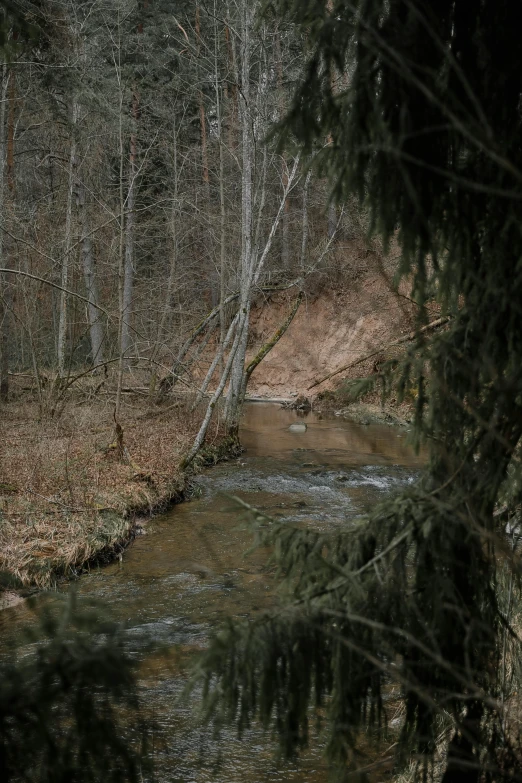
1, 403, 424, 782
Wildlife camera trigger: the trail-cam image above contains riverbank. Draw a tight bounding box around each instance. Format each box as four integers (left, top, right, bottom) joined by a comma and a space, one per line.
314, 395, 414, 428
264, 385, 414, 428
0, 395, 230, 594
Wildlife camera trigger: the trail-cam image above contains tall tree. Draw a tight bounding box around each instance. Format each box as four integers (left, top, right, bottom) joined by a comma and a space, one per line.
56, 98, 78, 380
0, 63, 10, 402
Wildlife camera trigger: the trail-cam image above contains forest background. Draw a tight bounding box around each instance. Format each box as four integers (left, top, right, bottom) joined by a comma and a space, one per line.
0, 0, 387, 589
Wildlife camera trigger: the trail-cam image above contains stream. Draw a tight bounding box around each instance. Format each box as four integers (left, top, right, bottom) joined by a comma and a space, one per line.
1, 403, 424, 782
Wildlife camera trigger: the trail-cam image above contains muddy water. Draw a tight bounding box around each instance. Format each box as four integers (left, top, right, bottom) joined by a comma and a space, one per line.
2, 404, 424, 781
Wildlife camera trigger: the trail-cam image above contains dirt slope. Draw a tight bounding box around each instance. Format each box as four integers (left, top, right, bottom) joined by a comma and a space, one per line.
247, 265, 417, 399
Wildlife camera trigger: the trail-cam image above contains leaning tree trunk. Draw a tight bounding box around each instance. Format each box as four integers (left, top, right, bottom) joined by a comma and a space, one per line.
182, 7, 301, 463
180, 315, 244, 469
192, 311, 239, 410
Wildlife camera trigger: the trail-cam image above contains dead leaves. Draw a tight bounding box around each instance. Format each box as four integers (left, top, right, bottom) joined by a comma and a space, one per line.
0, 398, 198, 588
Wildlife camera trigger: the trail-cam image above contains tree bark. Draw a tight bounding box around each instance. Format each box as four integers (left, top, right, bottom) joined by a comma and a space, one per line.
180, 314, 244, 469
121, 90, 138, 366
275, 32, 290, 268
224, 154, 301, 432
224, 302, 250, 431
78, 182, 105, 364
196, 4, 210, 191
57, 99, 79, 379
192, 311, 239, 410
300, 169, 312, 272
0, 64, 9, 402
224, 1, 253, 435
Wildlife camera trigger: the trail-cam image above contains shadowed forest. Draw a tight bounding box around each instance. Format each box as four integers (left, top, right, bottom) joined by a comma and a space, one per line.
2, 1, 522, 782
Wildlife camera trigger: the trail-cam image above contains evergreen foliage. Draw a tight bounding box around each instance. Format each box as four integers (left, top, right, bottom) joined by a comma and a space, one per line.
0, 1, 56, 54
191, 1, 522, 780
0, 1, 36, 49
0, 593, 148, 783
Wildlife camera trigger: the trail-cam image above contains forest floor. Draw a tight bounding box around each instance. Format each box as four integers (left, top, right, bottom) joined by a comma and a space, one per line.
0, 390, 226, 598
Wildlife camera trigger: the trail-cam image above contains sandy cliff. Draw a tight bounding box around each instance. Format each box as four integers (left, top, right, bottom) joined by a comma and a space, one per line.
246, 268, 417, 399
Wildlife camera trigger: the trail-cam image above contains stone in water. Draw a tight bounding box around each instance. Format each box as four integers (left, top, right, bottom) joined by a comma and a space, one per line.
288, 423, 307, 433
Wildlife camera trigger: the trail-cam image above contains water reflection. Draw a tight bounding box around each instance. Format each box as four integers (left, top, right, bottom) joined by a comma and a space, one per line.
241, 403, 423, 466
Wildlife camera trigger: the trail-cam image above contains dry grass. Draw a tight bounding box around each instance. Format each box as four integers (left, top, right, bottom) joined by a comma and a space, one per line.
0, 386, 218, 589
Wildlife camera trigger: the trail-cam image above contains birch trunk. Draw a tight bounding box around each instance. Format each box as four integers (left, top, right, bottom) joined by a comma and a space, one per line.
182, 144, 300, 461
192, 312, 239, 410
224, 1, 254, 435
223, 302, 250, 430
183, 5, 301, 459
230, 158, 301, 418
